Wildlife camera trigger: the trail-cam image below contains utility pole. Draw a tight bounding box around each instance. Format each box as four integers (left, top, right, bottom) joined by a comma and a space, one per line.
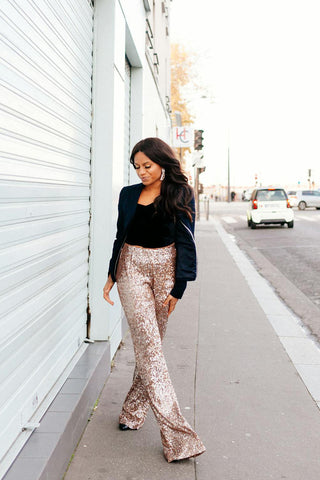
194, 130, 204, 220
308, 169, 312, 189
227, 145, 230, 202
194, 165, 200, 220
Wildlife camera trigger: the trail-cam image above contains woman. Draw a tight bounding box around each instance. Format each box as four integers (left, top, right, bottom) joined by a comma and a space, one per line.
103, 137, 206, 462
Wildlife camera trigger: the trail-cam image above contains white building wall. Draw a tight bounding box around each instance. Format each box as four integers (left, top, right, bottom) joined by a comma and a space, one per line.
143, 0, 171, 139
88, 0, 124, 351
143, 65, 171, 139
89, 0, 145, 351
89, 0, 171, 357
0, 0, 171, 473
120, 0, 146, 55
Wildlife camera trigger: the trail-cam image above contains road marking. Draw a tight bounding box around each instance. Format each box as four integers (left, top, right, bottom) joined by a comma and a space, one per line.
221, 216, 237, 224
298, 216, 316, 222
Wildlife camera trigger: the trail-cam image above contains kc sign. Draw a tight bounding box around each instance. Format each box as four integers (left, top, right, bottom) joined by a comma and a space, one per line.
172, 127, 194, 148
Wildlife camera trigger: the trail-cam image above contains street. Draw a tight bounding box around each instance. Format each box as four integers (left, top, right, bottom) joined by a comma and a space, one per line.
204, 201, 320, 340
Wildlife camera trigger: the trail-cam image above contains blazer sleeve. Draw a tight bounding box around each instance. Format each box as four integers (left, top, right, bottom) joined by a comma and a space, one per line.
170, 196, 197, 298
108, 188, 125, 282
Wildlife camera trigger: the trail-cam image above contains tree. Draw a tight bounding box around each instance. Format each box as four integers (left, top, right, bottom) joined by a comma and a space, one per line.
170, 43, 195, 126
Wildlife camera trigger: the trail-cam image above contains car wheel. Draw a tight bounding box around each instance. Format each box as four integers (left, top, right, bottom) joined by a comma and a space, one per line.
247, 218, 251, 227
316, 208, 320, 210
287, 220, 294, 228
250, 221, 257, 229
298, 201, 306, 210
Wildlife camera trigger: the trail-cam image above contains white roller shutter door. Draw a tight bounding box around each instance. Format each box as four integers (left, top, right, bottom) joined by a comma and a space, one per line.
0, 0, 93, 468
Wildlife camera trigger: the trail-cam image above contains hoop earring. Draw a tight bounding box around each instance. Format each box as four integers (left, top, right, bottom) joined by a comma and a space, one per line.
160, 168, 165, 181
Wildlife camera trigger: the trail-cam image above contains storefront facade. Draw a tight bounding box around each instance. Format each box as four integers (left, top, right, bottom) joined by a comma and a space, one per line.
0, 0, 171, 477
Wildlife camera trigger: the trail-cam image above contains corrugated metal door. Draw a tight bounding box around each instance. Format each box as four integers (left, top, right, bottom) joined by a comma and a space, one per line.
124, 57, 131, 184
0, 0, 94, 466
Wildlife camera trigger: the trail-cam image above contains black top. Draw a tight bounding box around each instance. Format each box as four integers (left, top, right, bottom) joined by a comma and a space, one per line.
126, 203, 186, 298
126, 203, 175, 247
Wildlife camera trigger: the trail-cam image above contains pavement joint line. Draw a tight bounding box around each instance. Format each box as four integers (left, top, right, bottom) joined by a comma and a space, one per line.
211, 217, 320, 411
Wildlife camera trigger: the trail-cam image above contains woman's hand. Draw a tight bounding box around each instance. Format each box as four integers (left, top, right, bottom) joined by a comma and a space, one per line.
163, 294, 178, 316
103, 275, 115, 305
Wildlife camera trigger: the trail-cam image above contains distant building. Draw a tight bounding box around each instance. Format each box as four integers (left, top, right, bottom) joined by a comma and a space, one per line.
0, 1, 171, 477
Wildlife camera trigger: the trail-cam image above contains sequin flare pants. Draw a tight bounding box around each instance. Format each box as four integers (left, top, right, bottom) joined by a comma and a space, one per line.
116, 243, 206, 462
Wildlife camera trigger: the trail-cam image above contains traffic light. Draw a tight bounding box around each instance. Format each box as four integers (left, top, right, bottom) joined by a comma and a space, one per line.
194, 129, 204, 150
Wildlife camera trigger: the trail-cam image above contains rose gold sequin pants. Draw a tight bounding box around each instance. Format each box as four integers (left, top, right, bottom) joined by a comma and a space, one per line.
116, 243, 206, 462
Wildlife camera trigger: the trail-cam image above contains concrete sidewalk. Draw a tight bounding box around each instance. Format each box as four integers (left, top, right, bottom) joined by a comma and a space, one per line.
64, 220, 320, 480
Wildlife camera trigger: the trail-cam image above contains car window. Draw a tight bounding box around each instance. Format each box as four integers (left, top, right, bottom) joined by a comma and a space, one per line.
287, 191, 296, 195
302, 191, 312, 195
256, 189, 286, 201
271, 190, 286, 200
314, 191, 320, 196
256, 190, 269, 200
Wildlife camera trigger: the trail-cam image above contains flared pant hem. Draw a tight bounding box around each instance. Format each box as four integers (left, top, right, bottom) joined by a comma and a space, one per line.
164, 445, 206, 463
118, 417, 144, 430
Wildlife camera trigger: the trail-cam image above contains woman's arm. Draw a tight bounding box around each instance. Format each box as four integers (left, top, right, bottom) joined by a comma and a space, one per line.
103, 274, 115, 305
163, 294, 179, 316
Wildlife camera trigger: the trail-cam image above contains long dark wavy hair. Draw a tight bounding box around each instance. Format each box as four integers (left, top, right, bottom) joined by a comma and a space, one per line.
130, 137, 194, 221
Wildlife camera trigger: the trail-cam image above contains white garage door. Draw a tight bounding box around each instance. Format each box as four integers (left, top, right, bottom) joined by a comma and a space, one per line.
0, 0, 94, 468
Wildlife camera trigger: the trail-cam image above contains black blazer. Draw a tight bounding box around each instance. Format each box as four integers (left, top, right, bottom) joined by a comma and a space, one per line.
108, 183, 197, 294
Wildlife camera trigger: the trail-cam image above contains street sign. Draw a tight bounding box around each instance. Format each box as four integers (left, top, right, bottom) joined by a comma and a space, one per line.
192, 151, 205, 167
172, 127, 194, 148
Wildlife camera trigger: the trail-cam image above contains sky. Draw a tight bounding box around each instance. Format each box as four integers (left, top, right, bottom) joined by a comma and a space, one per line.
170, 0, 320, 188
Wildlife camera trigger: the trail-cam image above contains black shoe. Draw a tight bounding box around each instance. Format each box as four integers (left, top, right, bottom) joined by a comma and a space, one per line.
119, 423, 137, 431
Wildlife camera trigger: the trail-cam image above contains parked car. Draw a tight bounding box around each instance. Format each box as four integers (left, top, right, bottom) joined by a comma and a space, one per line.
247, 187, 294, 229
287, 190, 298, 207
295, 190, 320, 210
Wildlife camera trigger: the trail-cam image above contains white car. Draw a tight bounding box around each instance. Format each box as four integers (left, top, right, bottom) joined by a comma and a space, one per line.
287, 190, 299, 207
295, 190, 320, 210
247, 187, 294, 229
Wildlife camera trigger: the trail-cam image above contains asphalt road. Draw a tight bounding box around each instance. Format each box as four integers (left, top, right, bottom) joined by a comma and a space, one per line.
202, 201, 320, 340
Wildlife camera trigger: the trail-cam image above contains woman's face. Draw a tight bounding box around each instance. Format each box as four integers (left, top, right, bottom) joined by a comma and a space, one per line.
133, 152, 162, 187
